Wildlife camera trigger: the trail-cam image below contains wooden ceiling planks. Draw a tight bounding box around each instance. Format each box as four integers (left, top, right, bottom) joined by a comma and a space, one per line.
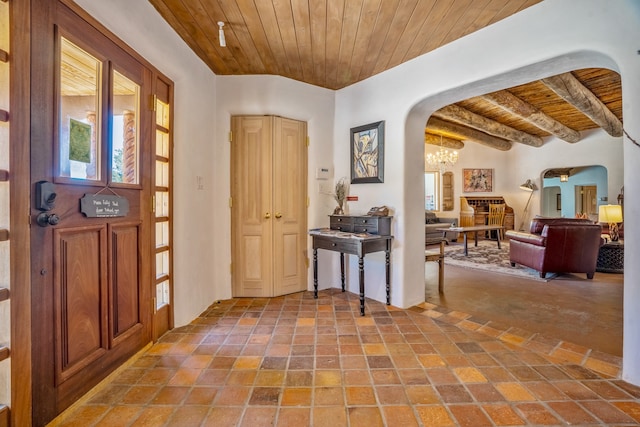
148, 0, 544, 89
436, 68, 622, 149
196, 0, 242, 73
459, 0, 508, 37
290, 0, 315, 84
252, 1, 289, 77
335, 0, 364, 88
218, 0, 268, 74
573, 68, 623, 120
369, 0, 415, 77
420, 0, 471, 55
356, 0, 398, 82
234, 0, 278, 75
347, 0, 382, 87
489, 0, 536, 26
275, 0, 303, 82
144, 1, 623, 150
459, 96, 552, 138
324, 0, 344, 90
387, 0, 439, 71
150, 0, 222, 72
308, 0, 327, 86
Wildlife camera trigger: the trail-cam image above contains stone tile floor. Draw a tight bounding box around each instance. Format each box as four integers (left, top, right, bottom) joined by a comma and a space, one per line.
51, 289, 640, 426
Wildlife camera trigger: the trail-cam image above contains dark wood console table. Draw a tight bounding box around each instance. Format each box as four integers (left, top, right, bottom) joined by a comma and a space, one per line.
309, 215, 392, 316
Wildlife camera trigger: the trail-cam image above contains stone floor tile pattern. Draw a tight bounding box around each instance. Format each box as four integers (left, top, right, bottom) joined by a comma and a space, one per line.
51, 289, 640, 426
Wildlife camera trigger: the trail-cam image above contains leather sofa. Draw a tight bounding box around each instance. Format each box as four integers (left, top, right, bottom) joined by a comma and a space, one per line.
505, 217, 603, 279
425, 211, 458, 245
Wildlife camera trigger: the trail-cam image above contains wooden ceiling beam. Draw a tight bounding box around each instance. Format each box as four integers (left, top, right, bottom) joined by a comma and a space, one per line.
541, 72, 623, 137
424, 133, 464, 149
433, 104, 543, 147
481, 90, 581, 143
426, 117, 512, 151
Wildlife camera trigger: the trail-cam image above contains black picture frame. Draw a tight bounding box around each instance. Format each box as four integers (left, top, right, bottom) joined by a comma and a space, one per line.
350, 121, 384, 184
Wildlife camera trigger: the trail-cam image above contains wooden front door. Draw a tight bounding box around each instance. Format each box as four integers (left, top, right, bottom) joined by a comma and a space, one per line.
231, 116, 308, 297
30, 2, 152, 423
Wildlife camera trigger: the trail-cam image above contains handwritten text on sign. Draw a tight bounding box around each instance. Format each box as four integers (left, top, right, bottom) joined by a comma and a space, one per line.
80, 194, 130, 218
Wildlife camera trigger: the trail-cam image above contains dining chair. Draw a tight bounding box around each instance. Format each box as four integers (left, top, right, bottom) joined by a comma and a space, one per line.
487, 203, 506, 240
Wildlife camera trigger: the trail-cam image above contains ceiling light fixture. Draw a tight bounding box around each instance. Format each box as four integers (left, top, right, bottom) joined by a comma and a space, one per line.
560, 174, 569, 182
426, 134, 458, 174
218, 21, 226, 47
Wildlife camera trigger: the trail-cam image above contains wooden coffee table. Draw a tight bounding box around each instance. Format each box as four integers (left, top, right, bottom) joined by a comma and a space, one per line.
436, 225, 505, 256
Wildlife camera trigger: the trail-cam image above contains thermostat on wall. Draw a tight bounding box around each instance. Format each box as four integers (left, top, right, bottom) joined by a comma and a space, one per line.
315, 166, 332, 180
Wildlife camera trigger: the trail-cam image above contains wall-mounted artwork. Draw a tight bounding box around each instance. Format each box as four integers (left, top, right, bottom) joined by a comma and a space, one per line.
350, 121, 384, 184
463, 168, 493, 192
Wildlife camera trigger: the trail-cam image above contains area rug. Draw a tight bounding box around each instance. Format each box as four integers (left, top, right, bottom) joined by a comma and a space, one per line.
441, 239, 557, 282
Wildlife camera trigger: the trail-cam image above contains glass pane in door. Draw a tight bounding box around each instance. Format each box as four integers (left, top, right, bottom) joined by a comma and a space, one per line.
111, 70, 140, 184
58, 38, 102, 180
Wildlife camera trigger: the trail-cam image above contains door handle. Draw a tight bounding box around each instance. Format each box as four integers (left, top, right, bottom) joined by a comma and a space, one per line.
36, 212, 60, 227
275, 212, 282, 219
264, 212, 271, 219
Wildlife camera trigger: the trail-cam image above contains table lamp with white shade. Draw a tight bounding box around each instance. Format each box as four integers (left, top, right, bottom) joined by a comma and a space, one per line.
599, 204, 623, 242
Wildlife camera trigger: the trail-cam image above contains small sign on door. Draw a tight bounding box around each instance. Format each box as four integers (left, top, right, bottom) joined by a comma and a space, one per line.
80, 194, 129, 218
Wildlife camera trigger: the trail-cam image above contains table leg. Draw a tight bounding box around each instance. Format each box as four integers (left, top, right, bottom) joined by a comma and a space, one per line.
385, 250, 390, 305
474, 231, 479, 247
496, 231, 502, 250
463, 233, 469, 256
359, 256, 365, 316
340, 252, 345, 292
313, 248, 318, 299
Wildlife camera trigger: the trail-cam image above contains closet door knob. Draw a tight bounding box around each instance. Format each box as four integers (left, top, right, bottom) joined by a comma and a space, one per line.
264, 212, 271, 219
275, 212, 282, 218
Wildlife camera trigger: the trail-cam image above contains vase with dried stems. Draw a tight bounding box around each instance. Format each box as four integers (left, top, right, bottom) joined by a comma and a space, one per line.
333, 177, 348, 215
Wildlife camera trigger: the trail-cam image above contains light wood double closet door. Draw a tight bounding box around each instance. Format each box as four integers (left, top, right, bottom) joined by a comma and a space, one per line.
231, 116, 308, 297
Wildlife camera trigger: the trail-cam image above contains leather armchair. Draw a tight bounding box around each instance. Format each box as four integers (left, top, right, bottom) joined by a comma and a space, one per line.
505, 217, 603, 279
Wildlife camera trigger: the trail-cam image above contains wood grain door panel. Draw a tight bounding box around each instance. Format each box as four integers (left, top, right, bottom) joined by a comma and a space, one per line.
54, 225, 108, 385
110, 223, 141, 345
273, 118, 307, 296
232, 116, 273, 297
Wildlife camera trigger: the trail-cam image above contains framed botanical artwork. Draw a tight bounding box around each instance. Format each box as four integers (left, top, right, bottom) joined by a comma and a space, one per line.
350, 121, 384, 184
463, 168, 493, 192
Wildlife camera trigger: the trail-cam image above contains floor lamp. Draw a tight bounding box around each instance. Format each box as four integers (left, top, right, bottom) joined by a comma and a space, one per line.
518, 179, 538, 231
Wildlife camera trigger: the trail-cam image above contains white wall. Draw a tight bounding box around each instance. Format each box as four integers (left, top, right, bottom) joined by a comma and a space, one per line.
335, 0, 639, 384
73, 0, 218, 326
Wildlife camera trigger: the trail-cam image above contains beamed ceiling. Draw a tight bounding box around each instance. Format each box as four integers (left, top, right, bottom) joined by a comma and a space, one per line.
148, 0, 623, 151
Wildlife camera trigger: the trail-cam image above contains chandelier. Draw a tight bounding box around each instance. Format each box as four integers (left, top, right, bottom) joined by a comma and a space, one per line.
426, 135, 459, 173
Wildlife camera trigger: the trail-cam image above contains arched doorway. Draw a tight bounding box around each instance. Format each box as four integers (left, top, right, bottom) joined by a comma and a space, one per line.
404, 55, 630, 377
